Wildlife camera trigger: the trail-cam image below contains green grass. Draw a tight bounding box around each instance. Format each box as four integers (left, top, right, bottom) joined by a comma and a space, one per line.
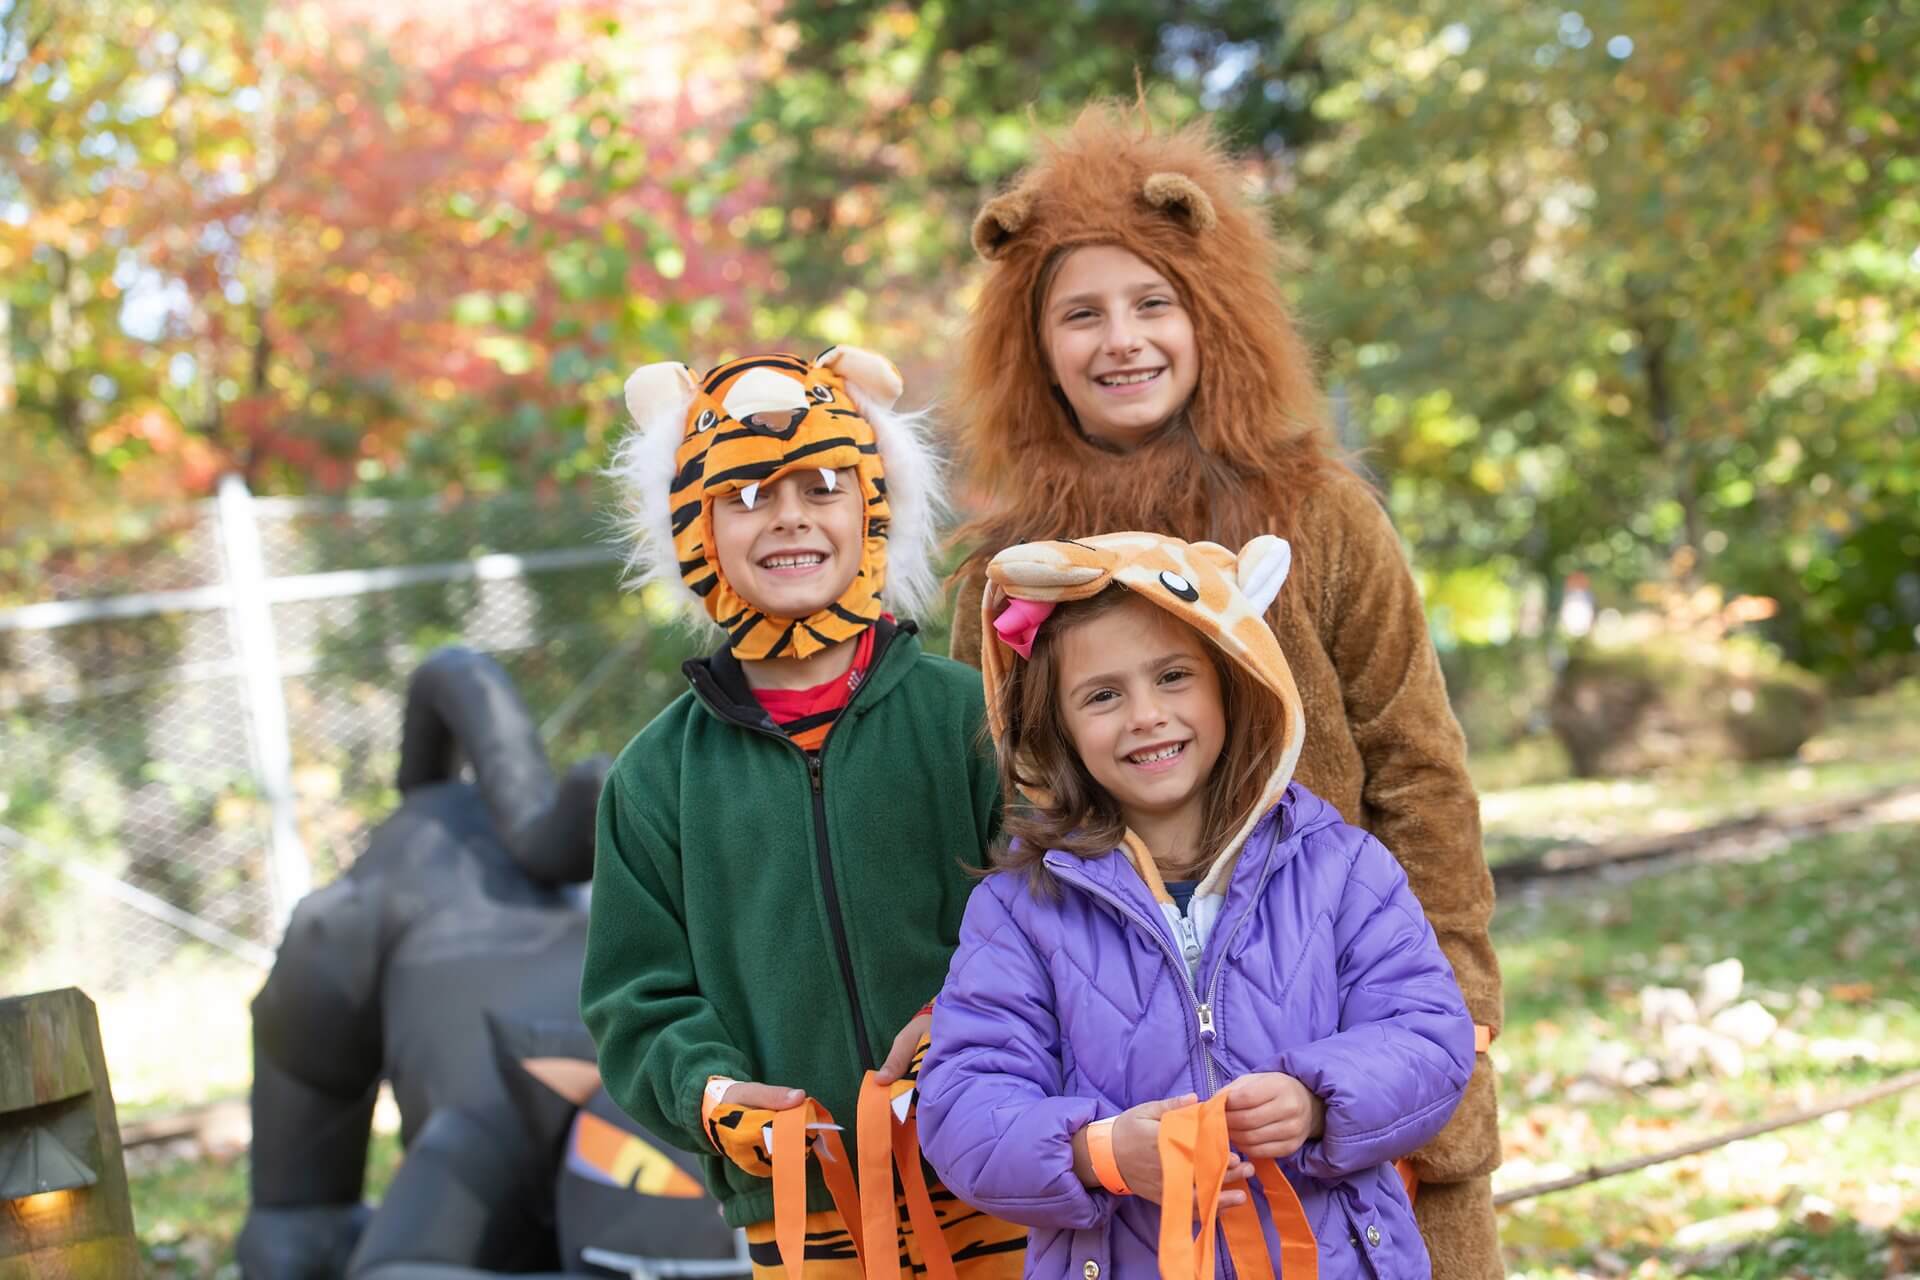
1495, 819, 1920, 1278
109, 687, 1920, 1277
135, 1133, 402, 1278
135, 1151, 254, 1278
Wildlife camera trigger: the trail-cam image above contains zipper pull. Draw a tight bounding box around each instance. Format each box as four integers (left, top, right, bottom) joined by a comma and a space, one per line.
1176, 915, 1202, 969
808, 755, 823, 792
1196, 1002, 1216, 1041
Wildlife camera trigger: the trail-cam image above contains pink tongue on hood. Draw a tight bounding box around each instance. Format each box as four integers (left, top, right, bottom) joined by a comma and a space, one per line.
992, 597, 1056, 660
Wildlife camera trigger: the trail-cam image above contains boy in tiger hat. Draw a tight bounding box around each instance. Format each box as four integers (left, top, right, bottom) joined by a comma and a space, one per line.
582, 345, 1026, 1277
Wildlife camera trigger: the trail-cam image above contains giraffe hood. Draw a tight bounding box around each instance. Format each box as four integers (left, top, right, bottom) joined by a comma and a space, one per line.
980, 531, 1306, 884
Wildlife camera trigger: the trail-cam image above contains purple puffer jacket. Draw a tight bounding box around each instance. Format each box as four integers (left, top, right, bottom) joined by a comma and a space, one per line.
919, 785, 1474, 1280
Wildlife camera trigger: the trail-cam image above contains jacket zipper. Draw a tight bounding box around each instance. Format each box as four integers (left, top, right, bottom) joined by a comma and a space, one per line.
1056, 871, 1220, 1094
685, 638, 899, 1073
807, 749, 877, 1069
1196, 806, 1295, 1063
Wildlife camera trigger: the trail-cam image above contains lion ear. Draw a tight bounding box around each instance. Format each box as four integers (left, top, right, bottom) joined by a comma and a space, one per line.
1142, 172, 1218, 232
972, 187, 1034, 261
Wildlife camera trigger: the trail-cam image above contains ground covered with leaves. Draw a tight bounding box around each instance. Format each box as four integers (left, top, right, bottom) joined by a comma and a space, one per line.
122, 691, 1920, 1277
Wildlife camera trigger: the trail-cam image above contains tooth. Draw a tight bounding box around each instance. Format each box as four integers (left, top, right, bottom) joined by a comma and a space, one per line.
740, 482, 759, 510
819, 468, 837, 492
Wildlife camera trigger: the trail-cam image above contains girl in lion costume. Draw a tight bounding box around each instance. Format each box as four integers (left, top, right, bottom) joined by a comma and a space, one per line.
945, 104, 1506, 1280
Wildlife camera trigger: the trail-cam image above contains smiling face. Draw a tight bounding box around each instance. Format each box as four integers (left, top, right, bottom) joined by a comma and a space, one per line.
710, 467, 864, 622
1041, 244, 1200, 450
1052, 592, 1226, 847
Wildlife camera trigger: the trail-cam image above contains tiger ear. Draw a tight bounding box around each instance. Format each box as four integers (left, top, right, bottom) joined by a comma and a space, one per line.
971, 186, 1034, 261
817, 345, 903, 411
624, 361, 697, 428
1142, 172, 1218, 232
1235, 536, 1292, 615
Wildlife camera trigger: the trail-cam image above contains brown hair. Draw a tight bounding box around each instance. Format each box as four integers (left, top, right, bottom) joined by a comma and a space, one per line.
956, 104, 1342, 577
992, 587, 1283, 887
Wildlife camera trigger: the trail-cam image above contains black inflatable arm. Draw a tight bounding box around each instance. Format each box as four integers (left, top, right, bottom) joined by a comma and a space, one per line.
252, 876, 386, 1106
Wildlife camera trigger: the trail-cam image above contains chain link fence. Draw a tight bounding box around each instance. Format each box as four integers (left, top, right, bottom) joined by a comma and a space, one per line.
0, 480, 701, 995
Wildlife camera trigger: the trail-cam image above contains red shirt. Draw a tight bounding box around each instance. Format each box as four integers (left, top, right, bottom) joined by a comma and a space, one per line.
750, 623, 878, 752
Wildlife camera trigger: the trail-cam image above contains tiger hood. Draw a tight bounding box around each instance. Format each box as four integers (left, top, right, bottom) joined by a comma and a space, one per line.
981, 530, 1305, 896
611, 345, 942, 661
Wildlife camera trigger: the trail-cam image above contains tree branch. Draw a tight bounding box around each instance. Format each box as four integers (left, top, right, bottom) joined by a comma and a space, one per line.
1495, 1068, 1920, 1206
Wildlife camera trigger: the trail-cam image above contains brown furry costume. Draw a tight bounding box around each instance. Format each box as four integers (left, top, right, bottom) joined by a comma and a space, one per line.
946, 106, 1506, 1280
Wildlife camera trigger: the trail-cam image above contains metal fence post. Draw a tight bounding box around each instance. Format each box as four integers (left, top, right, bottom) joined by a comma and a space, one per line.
215, 474, 310, 932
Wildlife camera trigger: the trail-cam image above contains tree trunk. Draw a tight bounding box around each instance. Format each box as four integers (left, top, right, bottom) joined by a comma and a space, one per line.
1641, 330, 1705, 582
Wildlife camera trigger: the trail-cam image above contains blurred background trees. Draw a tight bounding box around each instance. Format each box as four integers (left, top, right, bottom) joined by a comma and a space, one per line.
4, 0, 1917, 684
9, 9, 1917, 1271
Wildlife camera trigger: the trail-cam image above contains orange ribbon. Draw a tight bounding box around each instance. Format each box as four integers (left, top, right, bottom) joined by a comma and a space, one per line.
768, 1072, 957, 1280
1157, 1093, 1319, 1280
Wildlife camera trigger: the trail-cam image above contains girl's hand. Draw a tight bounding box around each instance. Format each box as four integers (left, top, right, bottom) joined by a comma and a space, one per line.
1222, 1072, 1325, 1159
874, 1012, 933, 1085
1077, 1095, 1255, 1208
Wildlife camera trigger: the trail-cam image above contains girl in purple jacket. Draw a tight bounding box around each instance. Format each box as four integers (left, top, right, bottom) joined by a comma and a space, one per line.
918, 532, 1476, 1279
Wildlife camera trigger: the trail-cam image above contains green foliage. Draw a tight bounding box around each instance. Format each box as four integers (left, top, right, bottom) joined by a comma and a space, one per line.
8, 0, 1919, 698
723, 0, 1328, 351
1295, 0, 1920, 675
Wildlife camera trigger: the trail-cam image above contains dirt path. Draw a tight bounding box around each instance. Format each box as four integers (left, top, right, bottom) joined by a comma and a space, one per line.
1491, 781, 1920, 890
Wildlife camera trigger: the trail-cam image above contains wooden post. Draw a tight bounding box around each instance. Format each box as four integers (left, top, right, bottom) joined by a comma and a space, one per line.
0, 988, 139, 1278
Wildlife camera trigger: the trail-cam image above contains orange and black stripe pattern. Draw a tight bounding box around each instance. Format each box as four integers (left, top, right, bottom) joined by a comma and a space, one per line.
724, 1040, 1027, 1277
742, 1186, 1028, 1278
671, 351, 893, 662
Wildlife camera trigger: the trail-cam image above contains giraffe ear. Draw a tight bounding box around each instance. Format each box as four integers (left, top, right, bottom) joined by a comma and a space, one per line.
972, 186, 1034, 261
987, 541, 1110, 600
1235, 536, 1291, 615
1142, 172, 1218, 232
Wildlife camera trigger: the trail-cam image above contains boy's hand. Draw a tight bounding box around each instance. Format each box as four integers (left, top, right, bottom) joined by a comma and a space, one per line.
1222, 1072, 1325, 1159
1083, 1095, 1254, 1208
874, 1012, 932, 1085
702, 1078, 807, 1177
720, 1081, 805, 1110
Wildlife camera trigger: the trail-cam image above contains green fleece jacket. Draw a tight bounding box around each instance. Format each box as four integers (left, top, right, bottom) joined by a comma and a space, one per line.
581, 620, 999, 1228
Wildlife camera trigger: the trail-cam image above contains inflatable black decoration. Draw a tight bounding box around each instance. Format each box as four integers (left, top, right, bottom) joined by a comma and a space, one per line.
237, 648, 747, 1279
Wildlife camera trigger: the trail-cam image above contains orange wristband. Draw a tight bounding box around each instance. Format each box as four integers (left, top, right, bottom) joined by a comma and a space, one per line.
1086, 1117, 1131, 1196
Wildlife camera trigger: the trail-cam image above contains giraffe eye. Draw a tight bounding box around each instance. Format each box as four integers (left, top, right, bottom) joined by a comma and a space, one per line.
1160, 571, 1199, 602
